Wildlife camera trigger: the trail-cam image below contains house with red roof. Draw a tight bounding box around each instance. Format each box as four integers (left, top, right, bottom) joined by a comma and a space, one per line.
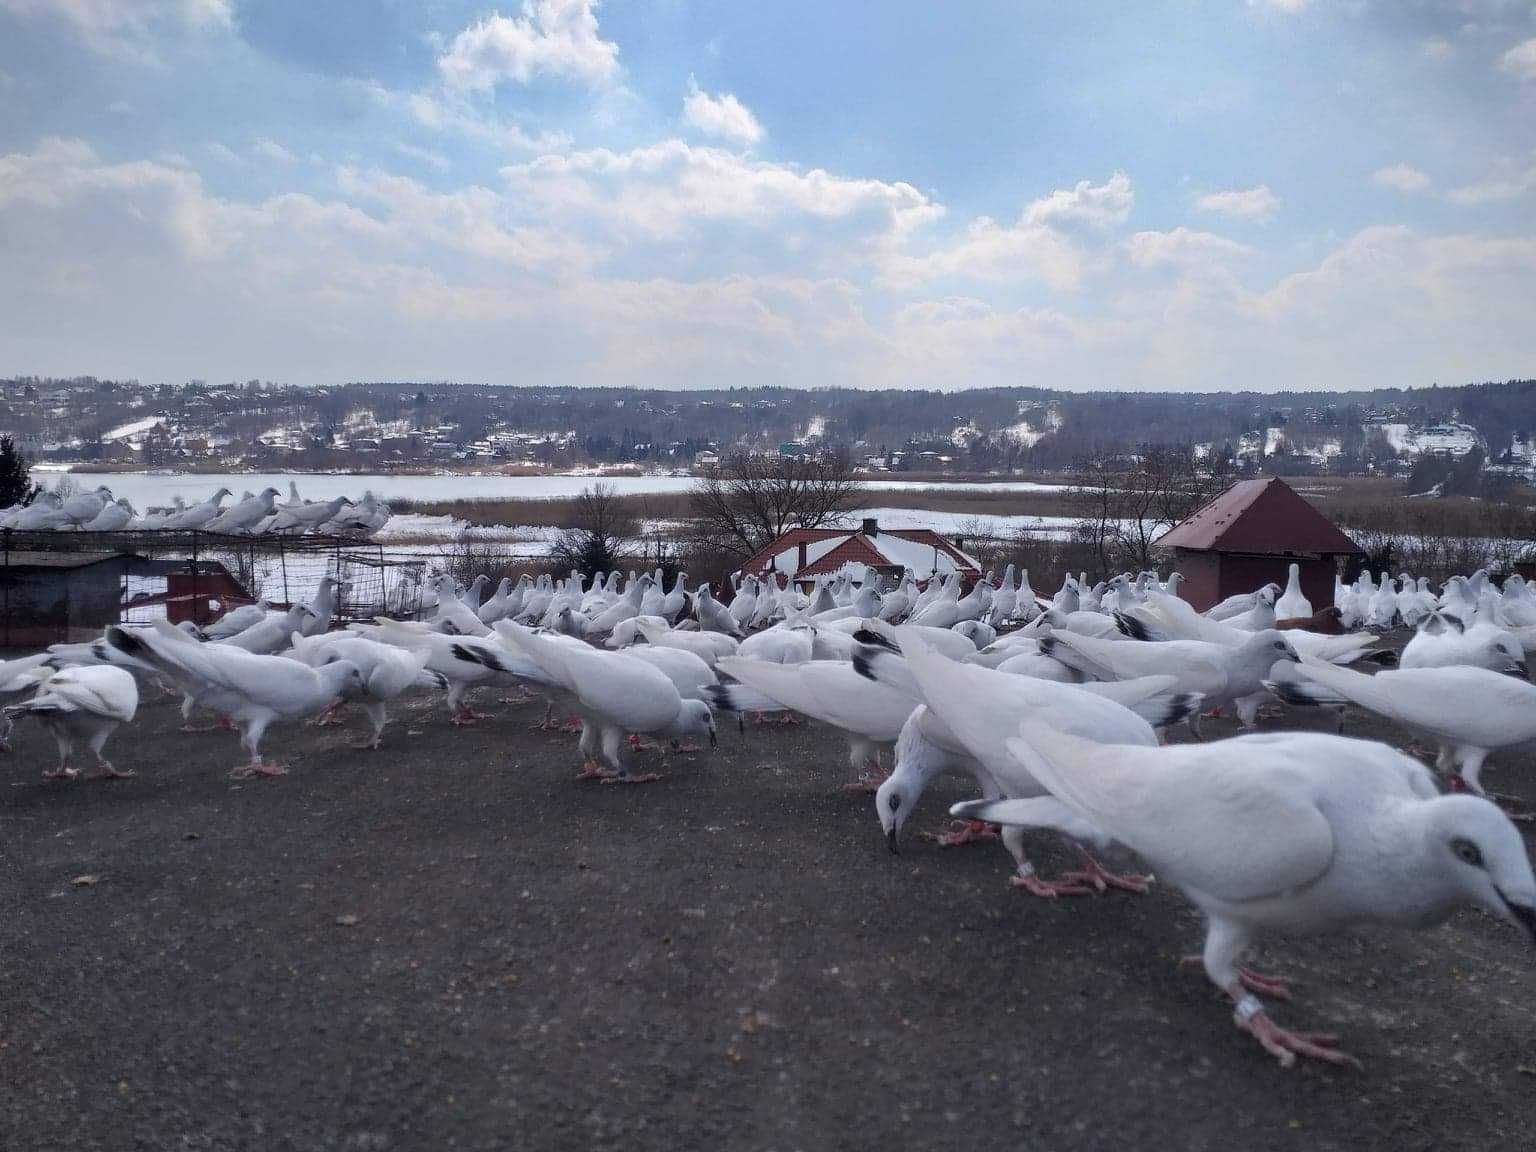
739, 517, 982, 590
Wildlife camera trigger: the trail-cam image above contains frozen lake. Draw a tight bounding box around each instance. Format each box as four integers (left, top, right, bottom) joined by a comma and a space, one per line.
43, 470, 1071, 509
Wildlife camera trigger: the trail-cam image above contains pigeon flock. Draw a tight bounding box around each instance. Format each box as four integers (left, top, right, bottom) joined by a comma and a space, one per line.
4, 553, 1535, 1071
0, 480, 391, 537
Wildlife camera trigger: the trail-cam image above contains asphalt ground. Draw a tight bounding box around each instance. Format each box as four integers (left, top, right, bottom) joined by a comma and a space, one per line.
2, 647, 1535, 1151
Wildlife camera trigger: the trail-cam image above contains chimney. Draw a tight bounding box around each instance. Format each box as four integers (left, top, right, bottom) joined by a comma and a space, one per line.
862, 517, 879, 536
796, 540, 808, 573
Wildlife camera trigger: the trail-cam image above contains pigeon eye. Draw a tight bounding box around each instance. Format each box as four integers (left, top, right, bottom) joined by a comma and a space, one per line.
1451, 839, 1484, 868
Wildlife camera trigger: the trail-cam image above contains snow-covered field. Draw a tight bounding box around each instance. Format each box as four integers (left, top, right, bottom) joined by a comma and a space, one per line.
47, 470, 1072, 510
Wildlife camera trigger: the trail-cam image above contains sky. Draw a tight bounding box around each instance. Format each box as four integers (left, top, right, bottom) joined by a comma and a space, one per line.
0, 1, 1534, 393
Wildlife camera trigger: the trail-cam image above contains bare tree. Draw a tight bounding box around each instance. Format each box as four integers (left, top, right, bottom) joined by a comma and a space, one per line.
548, 483, 640, 579
685, 449, 865, 561
1071, 445, 1231, 577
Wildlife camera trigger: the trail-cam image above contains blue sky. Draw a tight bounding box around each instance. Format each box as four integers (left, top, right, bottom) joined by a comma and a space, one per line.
1, 0, 1534, 391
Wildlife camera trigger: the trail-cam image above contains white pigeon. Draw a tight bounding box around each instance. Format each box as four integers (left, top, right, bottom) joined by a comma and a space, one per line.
205, 487, 280, 534
1039, 628, 1298, 731
3, 664, 138, 780
1274, 564, 1313, 622
202, 600, 272, 641
633, 620, 738, 667
1270, 656, 1536, 795
82, 498, 135, 532
859, 624, 1199, 895
106, 622, 362, 777
162, 487, 233, 530
60, 485, 112, 525
960, 722, 1536, 1067
218, 604, 315, 655
708, 656, 920, 786
1401, 613, 1526, 677
289, 632, 447, 748
499, 624, 714, 782
695, 584, 746, 637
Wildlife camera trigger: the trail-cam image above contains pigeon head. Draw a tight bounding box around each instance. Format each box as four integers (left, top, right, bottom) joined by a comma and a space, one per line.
672, 699, 715, 746
875, 772, 911, 852
1426, 795, 1536, 944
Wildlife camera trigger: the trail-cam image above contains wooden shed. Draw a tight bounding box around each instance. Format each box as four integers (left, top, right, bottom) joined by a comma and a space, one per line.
1158, 478, 1362, 613
0, 550, 135, 647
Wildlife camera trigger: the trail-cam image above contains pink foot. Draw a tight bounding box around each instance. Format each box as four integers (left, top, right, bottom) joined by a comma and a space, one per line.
841, 771, 888, 795
309, 710, 344, 728
85, 764, 136, 781
42, 766, 80, 781
1059, 850, 1154, 895
576, 760, 612, 781
180, 723, 222, 734
669, 740, 703, 754
1238, 1006, 1358, 1069
921, 820, 1000, 847
599, 772, 664, 785
230, 762, 288, 779
450, 709, 491, 727
1009, 871, 1094, 899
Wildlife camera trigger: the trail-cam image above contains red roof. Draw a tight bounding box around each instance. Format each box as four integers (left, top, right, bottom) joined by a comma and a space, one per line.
1158, 477, 1362, 556
741, 523, 982, 582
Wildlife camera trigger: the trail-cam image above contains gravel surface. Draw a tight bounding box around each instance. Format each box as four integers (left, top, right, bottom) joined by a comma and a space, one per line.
3, 664, 1535, 1151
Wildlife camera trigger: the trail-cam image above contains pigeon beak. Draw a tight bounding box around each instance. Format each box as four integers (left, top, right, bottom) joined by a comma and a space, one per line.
886, 827, 899, 855
736, 714, 745, 736
708, 727, 717, 750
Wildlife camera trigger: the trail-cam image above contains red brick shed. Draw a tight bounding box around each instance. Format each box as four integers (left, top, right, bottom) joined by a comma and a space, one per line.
1158, 478, 1362, 612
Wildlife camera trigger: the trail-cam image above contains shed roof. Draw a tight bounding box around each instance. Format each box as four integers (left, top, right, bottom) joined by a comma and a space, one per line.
741, 523, 982, 582
1158, 478, 1362, 556
0, 551, 127, 570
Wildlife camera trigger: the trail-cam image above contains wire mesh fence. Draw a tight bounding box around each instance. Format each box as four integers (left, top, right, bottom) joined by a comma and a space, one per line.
1, 528, 429, 634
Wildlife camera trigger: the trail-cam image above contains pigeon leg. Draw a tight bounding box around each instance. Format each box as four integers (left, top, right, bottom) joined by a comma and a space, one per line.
1058, 845, 1154, 894
450, 707, 491, 727
920, 819, 1000, 847
1180, 956, 1292, 1001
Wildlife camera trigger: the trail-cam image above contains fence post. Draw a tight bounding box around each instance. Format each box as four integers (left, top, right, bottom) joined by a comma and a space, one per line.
190, 530, 200, 626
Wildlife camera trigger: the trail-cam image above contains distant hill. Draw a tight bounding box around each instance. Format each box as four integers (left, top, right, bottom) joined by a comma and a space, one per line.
2, 376, 1533, 475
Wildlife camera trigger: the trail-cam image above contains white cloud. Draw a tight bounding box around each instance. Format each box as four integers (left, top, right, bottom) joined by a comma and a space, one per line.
682, 76, 763, 147
395, 142, 451, 172
1247, 0, 1310, 13
1422, 36, 1454, 60
1024, 171, 1134, 231
437, 0, 619, 92
502, 139, 943, 257
1499, 38, 1536, 80
1373, 163, 1430, 193
0, 0, 232, 59
1194, 185, 1279, 221
4, 139, 1534, 394
1123, 227, 1252, 268
1448, 161, 1536, 204
253, 137, 298, 166
882, 174, 1131, 291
